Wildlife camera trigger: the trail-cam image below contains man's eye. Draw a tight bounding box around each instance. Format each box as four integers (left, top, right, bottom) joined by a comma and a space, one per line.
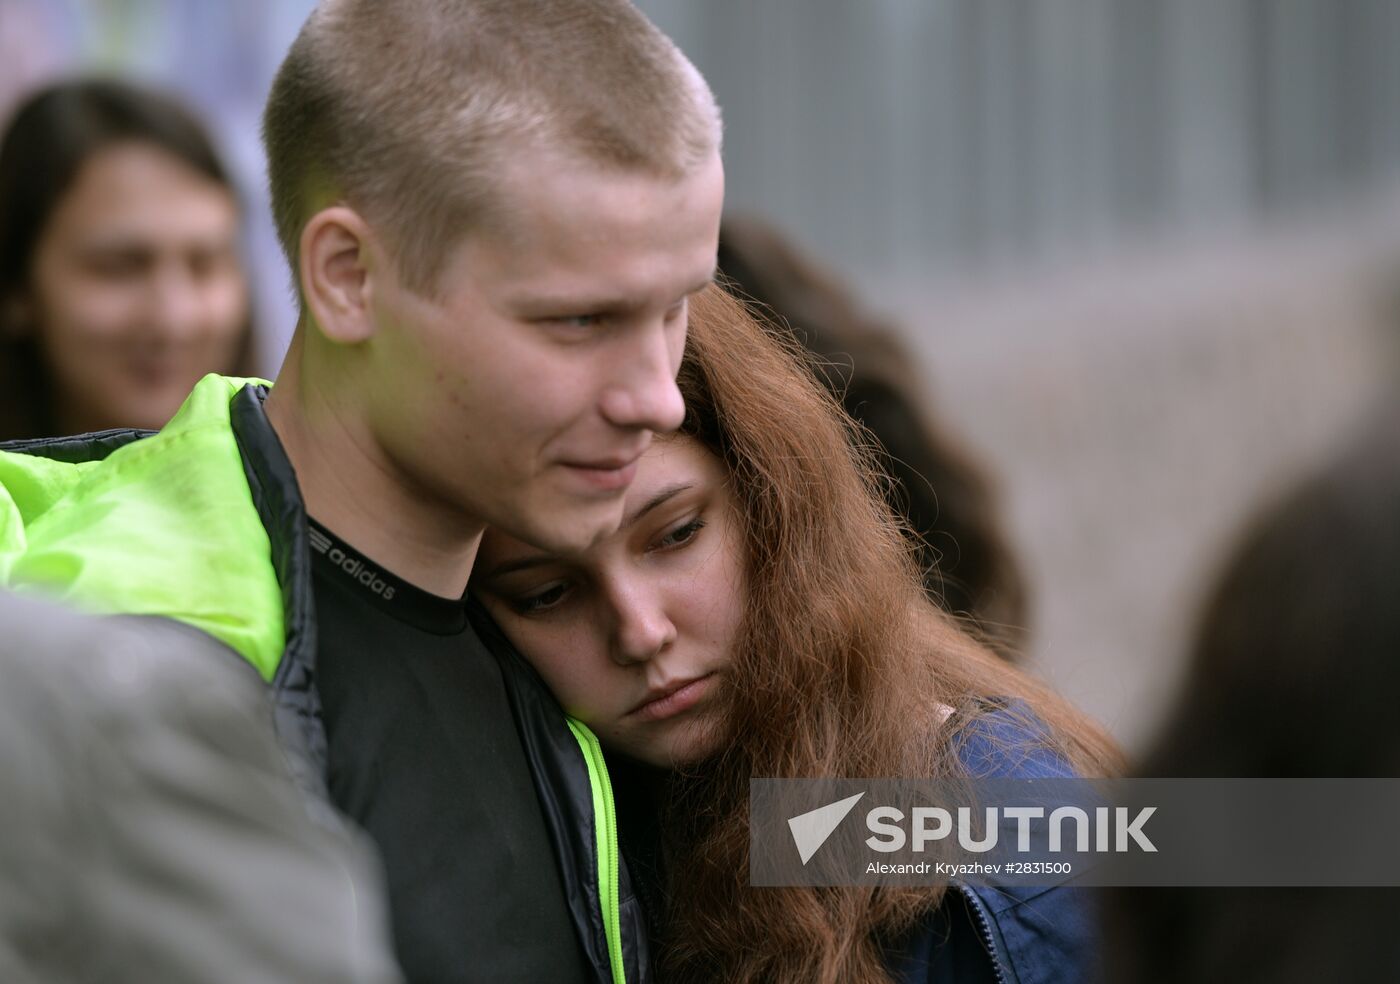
514, 582, 571, 615
656, 517, 705, 551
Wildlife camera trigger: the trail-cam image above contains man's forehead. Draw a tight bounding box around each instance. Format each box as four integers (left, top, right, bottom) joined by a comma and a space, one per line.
446, 154, 722, 307
488, 144, 721, 238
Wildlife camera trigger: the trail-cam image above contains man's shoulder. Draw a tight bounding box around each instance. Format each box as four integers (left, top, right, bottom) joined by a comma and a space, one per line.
0, 377, 290, 679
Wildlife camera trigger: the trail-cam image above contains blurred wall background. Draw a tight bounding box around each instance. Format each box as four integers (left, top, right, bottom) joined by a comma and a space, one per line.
4, 0, 1397, 751
646, 1, 1400, 285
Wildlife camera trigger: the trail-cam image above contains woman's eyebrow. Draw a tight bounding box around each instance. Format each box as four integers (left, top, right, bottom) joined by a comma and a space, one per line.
624, 482, 694, 527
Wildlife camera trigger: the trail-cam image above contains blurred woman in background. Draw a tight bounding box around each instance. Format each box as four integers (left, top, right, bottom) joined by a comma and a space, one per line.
718, 216, 1029, 661
0, 78, 253, 439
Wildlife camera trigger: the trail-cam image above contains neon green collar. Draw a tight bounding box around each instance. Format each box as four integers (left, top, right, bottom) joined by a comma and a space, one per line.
0, 374, 285, 679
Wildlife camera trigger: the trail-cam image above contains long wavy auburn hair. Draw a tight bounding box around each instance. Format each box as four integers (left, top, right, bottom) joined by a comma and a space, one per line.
650, 284, 1122, 983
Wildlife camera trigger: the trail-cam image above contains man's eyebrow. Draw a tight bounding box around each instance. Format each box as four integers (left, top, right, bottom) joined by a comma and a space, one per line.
518, 276, 715, 316
624, 482, 693, 527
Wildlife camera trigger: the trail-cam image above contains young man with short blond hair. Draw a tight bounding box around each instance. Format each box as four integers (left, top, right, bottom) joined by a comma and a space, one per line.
0, 1, 723, 979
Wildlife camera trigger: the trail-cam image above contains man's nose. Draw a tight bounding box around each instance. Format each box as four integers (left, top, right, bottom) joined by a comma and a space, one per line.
598, 316, 686, 434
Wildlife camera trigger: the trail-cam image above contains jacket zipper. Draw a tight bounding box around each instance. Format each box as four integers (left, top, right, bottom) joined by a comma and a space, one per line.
566, 719, 626, 984
956, 882, 1009, 984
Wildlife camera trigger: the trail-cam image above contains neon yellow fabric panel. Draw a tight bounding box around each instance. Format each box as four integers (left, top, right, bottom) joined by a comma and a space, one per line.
0, 375, 284, 680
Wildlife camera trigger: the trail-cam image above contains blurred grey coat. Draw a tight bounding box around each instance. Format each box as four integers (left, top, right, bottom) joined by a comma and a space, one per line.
0, 590, 402, 984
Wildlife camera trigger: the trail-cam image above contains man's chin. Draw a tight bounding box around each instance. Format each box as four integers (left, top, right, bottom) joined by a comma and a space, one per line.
519, 502, 626, 556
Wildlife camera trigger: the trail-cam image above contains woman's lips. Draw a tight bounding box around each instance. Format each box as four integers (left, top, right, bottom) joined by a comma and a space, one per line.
628, 673, 716, 722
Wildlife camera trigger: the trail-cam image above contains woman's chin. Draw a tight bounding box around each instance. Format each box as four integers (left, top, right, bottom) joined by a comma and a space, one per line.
614, 735, 717, 772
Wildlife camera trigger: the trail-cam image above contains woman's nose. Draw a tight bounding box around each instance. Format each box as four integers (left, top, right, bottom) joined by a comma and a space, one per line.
608, 578, 678, 666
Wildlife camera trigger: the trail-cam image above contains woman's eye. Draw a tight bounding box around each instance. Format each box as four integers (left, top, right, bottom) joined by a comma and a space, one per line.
85, 251, 147, 279
656, 517, 705, 551
515, 583, 571, 614
557, 314, 602, 329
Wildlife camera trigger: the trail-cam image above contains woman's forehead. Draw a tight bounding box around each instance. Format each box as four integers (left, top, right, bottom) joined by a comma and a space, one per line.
626, 435, 719, 501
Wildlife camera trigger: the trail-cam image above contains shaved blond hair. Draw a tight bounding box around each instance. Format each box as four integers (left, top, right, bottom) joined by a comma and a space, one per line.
263, 0, 721, 296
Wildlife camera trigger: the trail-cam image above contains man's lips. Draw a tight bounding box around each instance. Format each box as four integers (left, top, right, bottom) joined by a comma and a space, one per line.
559, 453, 643, 492
626, 673, 716, 722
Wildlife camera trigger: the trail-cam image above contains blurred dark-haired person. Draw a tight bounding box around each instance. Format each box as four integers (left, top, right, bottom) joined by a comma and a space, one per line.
1102, 402, 1400, 983
0, 78, 254, 440
718, 215, 1029, 660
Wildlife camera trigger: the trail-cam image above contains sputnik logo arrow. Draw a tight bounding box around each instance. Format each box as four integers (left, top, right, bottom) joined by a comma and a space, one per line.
787, 792, 866, 864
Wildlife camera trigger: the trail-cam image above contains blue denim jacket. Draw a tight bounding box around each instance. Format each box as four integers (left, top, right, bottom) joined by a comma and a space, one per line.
883, 704, 1100, 984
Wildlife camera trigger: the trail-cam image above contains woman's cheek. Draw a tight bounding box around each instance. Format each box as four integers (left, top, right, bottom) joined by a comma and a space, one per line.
206, 272, 250, 340
527, 630, 609, 716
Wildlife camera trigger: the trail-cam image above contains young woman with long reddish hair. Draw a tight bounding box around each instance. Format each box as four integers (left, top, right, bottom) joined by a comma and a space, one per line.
474, 284, 1121, 983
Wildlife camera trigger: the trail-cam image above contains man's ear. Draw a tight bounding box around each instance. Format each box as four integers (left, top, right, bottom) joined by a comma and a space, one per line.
299, 205, 379, 344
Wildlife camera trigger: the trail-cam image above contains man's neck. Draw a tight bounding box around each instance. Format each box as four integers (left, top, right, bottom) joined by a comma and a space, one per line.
263, 370, 483, 599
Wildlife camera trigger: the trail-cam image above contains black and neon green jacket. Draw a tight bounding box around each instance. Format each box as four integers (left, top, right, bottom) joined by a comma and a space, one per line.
0, 374, 649, 984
